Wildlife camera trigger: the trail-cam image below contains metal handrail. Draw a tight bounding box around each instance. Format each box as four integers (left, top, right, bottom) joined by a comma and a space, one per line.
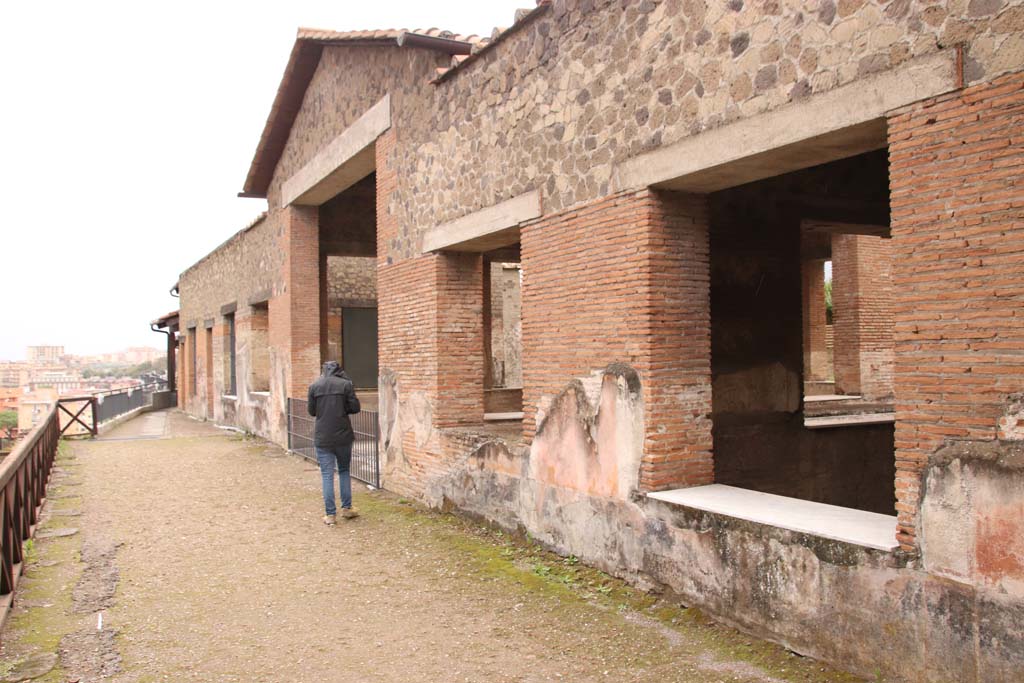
0, 403, 59, 637
90, 380, 168, 399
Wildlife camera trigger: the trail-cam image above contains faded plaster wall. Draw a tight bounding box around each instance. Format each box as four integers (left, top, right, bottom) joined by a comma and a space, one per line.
417, 366, 1023, 683
489, 262, 522, 388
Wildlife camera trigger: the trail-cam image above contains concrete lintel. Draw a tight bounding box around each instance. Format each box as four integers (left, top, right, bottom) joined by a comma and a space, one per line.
422, 191, 542, 253
804, 412, 896, 429
802, 219, 890, 237
219, 301, 237, 316
247, 290, 272, 307
613, 50, 960, 194
282, 94, 391, 207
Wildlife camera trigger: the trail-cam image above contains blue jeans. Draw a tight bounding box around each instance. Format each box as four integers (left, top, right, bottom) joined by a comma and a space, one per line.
315, 444, 353, 515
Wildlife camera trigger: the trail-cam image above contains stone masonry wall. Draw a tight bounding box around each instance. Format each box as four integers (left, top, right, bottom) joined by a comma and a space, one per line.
325, 255, 377, 365
178, 216, 285, 442
266, 46, 448, 210
376, 0, 1024, 258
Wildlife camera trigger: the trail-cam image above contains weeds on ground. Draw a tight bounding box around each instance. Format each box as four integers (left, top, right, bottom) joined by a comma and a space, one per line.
356, 491, 866, 683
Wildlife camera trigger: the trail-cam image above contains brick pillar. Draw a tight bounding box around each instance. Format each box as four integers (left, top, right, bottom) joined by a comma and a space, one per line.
434, 252, 485, 427
281, 205, 322, 399
482, 256, 494, 390
888, 72, 1024, 551
801, 259, 830, 382
521, 190, 712, 492
205, 325, 215, 417
831, 233, 894, 399
640, 191, 713, 490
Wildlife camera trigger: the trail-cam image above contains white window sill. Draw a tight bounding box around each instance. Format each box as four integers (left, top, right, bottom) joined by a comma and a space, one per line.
484, 412, 524, 421
804, 394, 862, 403
647, 484, 898, 551
222, 395, 238, 401
249, 391, 271, 399
803, 412, 895, 429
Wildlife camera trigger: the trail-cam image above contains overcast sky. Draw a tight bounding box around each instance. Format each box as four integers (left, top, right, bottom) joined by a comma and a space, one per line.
0, 0, 526, 361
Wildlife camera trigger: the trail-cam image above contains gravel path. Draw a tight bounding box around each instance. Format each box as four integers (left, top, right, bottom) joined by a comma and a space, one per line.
0, 411, 862, 683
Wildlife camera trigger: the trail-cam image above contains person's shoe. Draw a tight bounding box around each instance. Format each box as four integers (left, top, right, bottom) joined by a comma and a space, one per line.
322, 514, 336, 526
341, 507, 359, 520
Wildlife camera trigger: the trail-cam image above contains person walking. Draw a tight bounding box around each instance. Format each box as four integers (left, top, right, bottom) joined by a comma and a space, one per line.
307, 360, 361, 525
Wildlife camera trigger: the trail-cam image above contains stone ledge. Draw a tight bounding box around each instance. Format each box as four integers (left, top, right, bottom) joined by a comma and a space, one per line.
803, 412, 895, 429
648, 484, 899, 551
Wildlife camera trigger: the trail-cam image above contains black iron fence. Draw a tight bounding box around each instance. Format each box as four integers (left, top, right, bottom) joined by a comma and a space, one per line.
0, 403, 59, 636
287, 398, 380, 489
93, 381, 167, 426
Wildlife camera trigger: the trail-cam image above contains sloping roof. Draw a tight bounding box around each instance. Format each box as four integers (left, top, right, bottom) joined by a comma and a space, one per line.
239, 28, 483, 199
152, 310, 180, 327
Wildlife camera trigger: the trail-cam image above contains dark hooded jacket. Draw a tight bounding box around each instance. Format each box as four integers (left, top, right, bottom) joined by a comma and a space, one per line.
307, 361, 361, 448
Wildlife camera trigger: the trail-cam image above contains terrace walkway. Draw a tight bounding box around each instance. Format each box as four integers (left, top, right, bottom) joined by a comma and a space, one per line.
0, 411, 860, 683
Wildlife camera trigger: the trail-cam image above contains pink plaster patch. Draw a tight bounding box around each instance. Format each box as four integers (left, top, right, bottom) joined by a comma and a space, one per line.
975, 502, 1024, 585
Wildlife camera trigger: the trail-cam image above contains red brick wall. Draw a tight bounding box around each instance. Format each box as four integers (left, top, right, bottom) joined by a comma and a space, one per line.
888, 71, 1024, 551
521, 189, 712, 492
434, 253, 485, 427
831, 234, 895, 399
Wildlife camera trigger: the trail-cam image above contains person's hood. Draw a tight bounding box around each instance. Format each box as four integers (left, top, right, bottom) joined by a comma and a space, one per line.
321, 361, 349, 379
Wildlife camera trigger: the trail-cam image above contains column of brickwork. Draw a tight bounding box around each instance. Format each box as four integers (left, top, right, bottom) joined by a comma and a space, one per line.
521, 189, 712, 491
206, 324, 219, 417
434, 252, 486, 427
831, 234, 895, 399
888, 72, 1024, 551
641, 191, 713, 490
280, 205, 322, 399
801, 259, 830, 382
831, 234, 862, 395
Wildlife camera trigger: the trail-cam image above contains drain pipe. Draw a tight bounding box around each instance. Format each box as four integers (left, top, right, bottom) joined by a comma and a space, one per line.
150, 323, 177, 393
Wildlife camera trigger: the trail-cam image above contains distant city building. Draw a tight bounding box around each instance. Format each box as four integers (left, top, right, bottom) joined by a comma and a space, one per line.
17, 388, 57, 431
0, 387, 22, 412
0, 362, 30, 388
27, 345, 65, 364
